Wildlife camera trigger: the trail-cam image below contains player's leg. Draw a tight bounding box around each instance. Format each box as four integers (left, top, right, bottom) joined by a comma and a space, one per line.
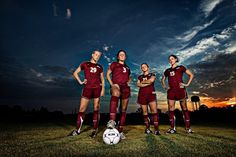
90, 97, 100, 138
141, 105, 151, 134
138, 94, 151, 133
107, 85, 120, 128
70, 97, 90, 136
118, 98, 128, 133
166, 99, 177, 134
118, 85, 130, 139
149, 101, 160, 135
180, 99, 193, 133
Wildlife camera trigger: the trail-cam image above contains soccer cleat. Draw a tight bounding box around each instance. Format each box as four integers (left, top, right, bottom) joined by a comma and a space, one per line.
154, 130, 161, 135
145, 128, 152, 134
107, 120, 116, 129
120, 132, 126, 140
69, 130, 80, 136
89, 129, 98, 138
166, 128, 176, 134
186, 128, 194, 134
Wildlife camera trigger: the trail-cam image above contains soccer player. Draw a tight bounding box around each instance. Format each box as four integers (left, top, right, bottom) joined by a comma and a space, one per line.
161, 54, 194, 134
106, 50, 131, 139
136, 63, 160, 135
70, 50, 105, 138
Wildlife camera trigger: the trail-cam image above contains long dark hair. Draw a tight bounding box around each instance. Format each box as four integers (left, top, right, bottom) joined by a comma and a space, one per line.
117, 49, 127, 61
141, 63, 149, 68
168, 54, 179, 62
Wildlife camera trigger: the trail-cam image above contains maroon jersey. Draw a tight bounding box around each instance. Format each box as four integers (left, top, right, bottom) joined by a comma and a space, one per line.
110, 62, 130, 86
164, 65, 186, 89
80, 61, 103, 88
138, 73, 156, 94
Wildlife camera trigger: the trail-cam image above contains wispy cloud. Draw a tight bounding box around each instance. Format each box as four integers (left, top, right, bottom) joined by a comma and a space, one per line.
188, 53, 236, 100
102, 44, 114, 64
176, 20, 215, 42
177, 37, 220, 62
225, 42, 236, 54
199, 0, 224, 17
66, 8, 72, 20
103, 44, 111, 52
30, 68, 43, 77
177, 23, 236, 62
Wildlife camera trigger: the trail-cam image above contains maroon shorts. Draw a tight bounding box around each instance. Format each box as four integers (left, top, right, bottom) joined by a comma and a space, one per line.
110, 85, 130, 99
137, 92, 157, 105
82, 87, 101, 99
167, 88, 187, 100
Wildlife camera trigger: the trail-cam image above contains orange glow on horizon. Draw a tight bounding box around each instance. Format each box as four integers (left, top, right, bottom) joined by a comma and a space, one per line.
199, 96, 236, 108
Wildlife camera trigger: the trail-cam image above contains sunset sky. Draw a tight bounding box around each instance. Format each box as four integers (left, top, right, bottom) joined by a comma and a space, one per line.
1, 0, 236, 113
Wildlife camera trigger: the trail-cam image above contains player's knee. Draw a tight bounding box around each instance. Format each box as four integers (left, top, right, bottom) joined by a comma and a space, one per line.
142, 110, 148, 115
94, 106, 100, 111
79, 108, 86, 112
151, 110, 157, 114
112, 90, 120, 97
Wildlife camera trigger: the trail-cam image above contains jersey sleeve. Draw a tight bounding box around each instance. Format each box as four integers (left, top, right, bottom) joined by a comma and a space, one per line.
164, 69, 168, 77
80, 62, 86, 70
138, 75, 142, 81
99, 64, 103, 73
180, 65, 187, 72
128, 67, 131, 76
109, 62, 116, 71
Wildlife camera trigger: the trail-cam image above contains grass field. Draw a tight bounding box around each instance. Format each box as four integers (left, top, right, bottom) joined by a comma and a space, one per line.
0, 122, 235, 157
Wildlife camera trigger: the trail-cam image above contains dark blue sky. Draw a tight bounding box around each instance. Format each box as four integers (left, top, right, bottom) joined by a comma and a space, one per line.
1, 0, 236, 113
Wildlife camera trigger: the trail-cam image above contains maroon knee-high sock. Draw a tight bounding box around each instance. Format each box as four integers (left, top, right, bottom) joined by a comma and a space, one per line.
118, 111, 126, 132
169, 111, 175, 129
143, 114, 150, 129
77, 112, 85, 131
93, 110, 99, 130
109, 96, 119, 121
183, 110, 190, 129
152, 113, 159, 130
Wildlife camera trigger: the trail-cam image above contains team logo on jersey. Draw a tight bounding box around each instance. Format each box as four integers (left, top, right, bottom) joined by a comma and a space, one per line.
170, 71, 175, 76
90, 67, 97, 73
142, 77, 147, 81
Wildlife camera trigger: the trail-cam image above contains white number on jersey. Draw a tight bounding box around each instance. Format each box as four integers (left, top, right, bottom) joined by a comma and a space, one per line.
142, 77, 147, 81
90, 67, 97, 73
122, 67, 127, 73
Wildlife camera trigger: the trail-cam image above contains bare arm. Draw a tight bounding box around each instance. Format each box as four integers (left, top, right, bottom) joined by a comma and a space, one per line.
141, 76, 156, 84
106, 68, 113, 86
73, 66, 87, 85
180, 69, 194, 87
100, 72, 105, 96
136, 79, 150, 88
161, 75, 168, 90
128, 75, 132, 85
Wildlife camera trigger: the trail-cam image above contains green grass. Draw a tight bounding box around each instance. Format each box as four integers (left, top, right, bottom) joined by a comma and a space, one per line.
0, 122, 235, 157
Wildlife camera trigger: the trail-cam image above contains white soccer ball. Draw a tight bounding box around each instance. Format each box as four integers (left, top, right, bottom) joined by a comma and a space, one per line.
103, 128, 120, 145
